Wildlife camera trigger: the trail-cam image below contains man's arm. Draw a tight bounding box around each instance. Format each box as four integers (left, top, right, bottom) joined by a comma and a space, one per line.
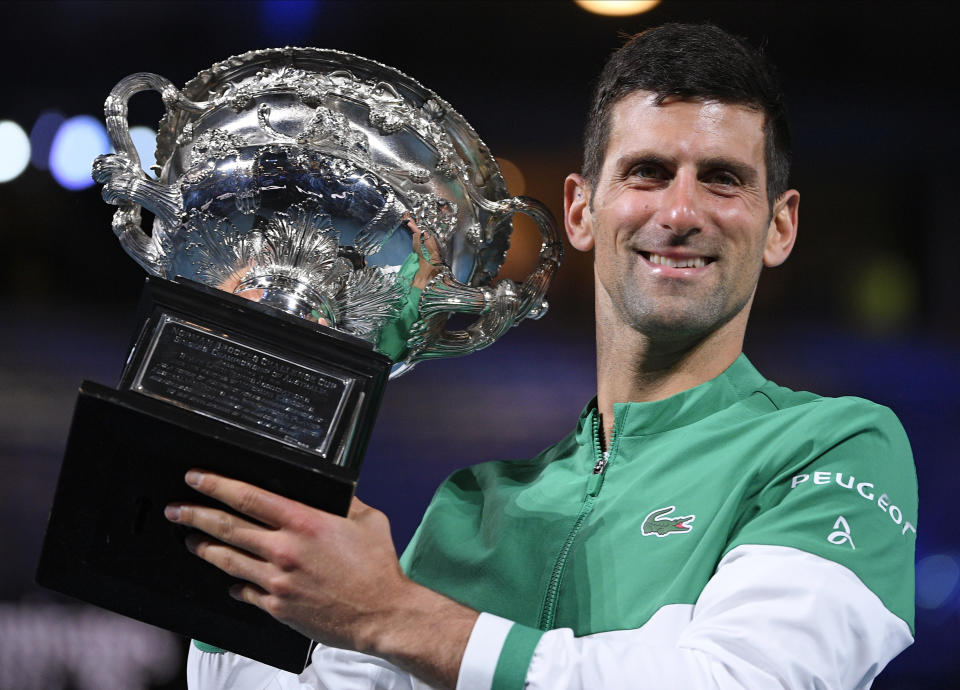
185, 542, 912, 690
170, 428, 916, 690
165, 469, 478, 689
456, 545, 912, 689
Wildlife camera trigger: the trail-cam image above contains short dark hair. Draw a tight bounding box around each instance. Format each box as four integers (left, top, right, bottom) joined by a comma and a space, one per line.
583, 23, 791, 204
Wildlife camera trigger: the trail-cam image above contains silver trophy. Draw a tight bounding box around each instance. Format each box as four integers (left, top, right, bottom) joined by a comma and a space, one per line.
37, 48, 561, 672
93, 46, 560, 372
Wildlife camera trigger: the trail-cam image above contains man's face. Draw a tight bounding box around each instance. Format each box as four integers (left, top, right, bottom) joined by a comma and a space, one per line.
569, 91, 795, 342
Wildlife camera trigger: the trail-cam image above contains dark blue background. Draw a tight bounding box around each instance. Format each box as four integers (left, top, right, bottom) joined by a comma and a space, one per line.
1, 2, 956, 688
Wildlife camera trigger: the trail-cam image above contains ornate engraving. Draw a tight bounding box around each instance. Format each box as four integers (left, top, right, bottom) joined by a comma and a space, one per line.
367, 82, 408, 134
408, 191, 458, 244
94, 48, 562, 371
192, 62, 467, 180
175, 121, 196, 148
183, 203, 402, 343
189, 129, 249, 166
422, 98, 446, 121
465, 222, 485, 248
299, 105, 370, 153
336, 267, 406, 340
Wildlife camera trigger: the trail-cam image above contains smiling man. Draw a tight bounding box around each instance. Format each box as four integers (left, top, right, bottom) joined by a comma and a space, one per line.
173, 23, 917, 689
566, 89, 798, 447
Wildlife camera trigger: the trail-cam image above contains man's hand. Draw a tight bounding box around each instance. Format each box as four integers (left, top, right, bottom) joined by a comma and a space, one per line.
164, 469, 477, 688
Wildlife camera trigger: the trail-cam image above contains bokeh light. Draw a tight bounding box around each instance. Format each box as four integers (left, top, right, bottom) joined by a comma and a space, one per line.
0, 120, 31, 183
129, 125, 158, 176
48, 115, 111, 191
259, 0, 320, 44
917, 554, 960, 610
29, 110, 64, 171
496, 157, 526, 196
574, 0, 662, 16
848, 253, 919, 334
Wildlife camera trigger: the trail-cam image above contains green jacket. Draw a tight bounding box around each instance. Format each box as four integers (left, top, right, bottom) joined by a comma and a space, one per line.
400, 355, 916, 688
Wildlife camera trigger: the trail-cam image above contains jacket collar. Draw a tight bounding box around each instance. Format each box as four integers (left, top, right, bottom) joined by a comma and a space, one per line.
576, 354, 767, 441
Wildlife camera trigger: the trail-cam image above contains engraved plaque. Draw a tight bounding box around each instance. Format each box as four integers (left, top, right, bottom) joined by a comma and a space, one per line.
133, 316, 355, 460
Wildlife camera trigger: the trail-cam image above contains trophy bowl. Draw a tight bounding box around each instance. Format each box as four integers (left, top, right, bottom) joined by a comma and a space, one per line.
93, 47, 562, 372
37, 47, 561, 672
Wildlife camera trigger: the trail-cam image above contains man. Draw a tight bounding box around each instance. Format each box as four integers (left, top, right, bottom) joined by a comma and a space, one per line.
168, 23, 917, 689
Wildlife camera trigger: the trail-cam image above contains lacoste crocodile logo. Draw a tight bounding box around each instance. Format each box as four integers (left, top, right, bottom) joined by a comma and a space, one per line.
642, 506, 696, 537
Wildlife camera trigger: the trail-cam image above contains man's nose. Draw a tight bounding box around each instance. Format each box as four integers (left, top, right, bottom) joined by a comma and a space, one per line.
654, 171, 702, 236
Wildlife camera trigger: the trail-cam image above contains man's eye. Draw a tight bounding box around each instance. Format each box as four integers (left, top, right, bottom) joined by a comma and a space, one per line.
632, 165, 663, 179
705, 171, 740, 186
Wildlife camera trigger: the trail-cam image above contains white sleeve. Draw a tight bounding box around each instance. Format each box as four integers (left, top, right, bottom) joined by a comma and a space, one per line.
457, 544, 914, 690
188, 639, 440, 690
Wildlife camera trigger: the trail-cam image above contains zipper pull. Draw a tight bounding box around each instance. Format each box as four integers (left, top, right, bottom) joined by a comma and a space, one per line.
587, 456, 608, 496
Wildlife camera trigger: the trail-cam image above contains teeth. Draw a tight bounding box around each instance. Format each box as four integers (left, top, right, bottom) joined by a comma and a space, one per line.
646, 253, 707, 268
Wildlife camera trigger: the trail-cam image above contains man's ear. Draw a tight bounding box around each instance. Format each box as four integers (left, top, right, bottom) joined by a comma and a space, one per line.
763, 189, 799, 267
564, 173, 595, 252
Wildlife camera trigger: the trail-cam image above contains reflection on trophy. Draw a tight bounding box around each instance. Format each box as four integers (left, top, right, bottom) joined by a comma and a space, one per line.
36, 48, 561, 671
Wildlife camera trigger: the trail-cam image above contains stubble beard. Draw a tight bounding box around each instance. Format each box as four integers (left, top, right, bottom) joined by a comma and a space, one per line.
611, 266, 757, 348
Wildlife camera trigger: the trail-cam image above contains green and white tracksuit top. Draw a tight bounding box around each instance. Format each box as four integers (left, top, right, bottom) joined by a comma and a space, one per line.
189, 355, 917, 689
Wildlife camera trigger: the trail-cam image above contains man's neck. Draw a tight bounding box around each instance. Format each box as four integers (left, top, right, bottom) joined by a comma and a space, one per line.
593, 305, 749, 448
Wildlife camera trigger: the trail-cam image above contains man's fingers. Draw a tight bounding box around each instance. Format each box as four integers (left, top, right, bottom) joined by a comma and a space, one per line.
183, 469, 294, 527
185, 533, 272, 586
229, 582, 271, 611
165, 502, 271, 559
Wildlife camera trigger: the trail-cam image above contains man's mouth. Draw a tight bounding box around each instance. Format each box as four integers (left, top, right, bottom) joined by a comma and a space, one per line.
639, 251, 715, 269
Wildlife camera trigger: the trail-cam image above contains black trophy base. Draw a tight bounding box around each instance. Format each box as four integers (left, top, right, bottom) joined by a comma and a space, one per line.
36, 381, 350, 672
36, 277, 393, 673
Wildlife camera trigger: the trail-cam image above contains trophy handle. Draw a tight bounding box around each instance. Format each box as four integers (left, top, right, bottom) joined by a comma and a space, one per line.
92, 73, 210, 274
409, 195, 562, 361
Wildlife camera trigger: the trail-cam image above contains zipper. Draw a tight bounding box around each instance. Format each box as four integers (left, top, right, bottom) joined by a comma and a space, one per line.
538, 411, 613, 630
587, 455, 608, 496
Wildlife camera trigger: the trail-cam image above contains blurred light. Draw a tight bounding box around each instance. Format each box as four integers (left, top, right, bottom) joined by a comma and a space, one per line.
0, 120, 31, 183
574, 0, 662, 16
29, 110, 65, 170
0, 603, 181, 689
49, 115, 110, 191
496, 155, 538, 283
917, 554, 960, 609
496, 157, 526, 196
129, 125, 158, 175
259, 0, 320, 44
848, 253, 919, 335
